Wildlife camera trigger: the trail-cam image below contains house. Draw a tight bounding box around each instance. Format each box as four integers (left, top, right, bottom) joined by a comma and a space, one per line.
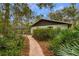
31, 19, 72, 34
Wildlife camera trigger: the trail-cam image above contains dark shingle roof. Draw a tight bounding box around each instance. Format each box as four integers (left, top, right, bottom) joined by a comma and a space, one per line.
31, 19, 72, 27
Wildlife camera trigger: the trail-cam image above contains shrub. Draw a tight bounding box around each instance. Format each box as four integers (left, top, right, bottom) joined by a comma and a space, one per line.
49, 28, 79, 56
33, 28, 61, 41
56, 39, 79, 56
0, 31, 24, 56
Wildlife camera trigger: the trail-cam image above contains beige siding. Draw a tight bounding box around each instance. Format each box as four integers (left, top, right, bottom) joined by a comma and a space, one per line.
31, 24, 68, 34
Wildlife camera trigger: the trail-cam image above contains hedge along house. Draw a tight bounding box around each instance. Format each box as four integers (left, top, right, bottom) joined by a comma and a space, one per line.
31, 19, 72, 34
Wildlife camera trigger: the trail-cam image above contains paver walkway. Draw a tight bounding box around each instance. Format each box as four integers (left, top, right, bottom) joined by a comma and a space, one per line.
27, 35, 44, 56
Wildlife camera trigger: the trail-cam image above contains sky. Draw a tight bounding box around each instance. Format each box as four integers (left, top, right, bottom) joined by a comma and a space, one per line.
10, 3, 79, 21
28, 3, 79, 18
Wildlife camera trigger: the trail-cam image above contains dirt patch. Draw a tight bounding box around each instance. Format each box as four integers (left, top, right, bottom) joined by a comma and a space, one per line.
36, 40, 54, 56
21, 35, 29, 56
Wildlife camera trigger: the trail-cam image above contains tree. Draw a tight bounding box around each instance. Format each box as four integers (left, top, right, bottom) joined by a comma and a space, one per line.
62, 4, 77, 21
61, 3, 79, 26
49, 11, 63, 21
1, 4, 10, 36
48, 3, 79, 23
34, 15, 43, 22
11, 4, 33, 33
37, 3, 55, 11
37, 3, 55, 18
10, 4, 38, 34
0, 10, 3, 33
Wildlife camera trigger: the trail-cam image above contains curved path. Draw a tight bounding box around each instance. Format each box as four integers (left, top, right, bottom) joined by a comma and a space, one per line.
27, 35, 44, 56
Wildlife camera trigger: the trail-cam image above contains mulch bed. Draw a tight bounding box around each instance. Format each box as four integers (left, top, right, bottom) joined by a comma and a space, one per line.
36, 40, 54, 56
21, 35, 29, 56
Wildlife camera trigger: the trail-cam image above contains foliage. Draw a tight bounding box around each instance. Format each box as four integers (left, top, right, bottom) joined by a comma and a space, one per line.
49, 11, 63, 21
0, 3, 79, 56
62, 3, 77, 19
48, 3, 79, 23
0, 18, 3, 33
0, 31, 24, 56
33, 28, 61, 41
49, 26, 79, 56
37, 3, 55, 9
56, 39, 79, 56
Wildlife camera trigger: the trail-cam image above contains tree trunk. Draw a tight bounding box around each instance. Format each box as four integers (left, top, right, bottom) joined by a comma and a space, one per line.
2, 3, 10, 36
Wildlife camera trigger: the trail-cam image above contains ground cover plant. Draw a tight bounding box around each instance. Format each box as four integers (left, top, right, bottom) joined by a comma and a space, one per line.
32, 25, 79, 56
33, 28, 61, 41
49, 25, 79, 56
0, 31, 24, 56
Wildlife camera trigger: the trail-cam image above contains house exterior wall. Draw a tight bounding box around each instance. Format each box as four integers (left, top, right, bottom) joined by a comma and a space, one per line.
31, 24, 68, 34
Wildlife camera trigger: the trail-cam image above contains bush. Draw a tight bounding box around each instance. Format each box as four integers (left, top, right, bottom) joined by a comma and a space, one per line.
0, 31, 24, 56
32, 26, 79, 56
33, 28, 61, 41
49, 28, 79, 56
56, 39, 79, 56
